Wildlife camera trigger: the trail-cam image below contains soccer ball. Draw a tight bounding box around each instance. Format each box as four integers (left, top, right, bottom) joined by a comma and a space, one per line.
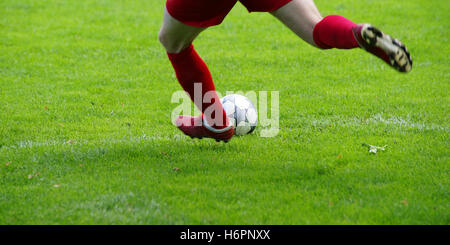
221, 94, 258, 136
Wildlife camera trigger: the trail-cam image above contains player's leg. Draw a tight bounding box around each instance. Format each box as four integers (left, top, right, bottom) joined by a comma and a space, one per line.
270, 0, 322, 47
158, 7, 205, 53
159, 3, 234, 142
270, 0, 412, 72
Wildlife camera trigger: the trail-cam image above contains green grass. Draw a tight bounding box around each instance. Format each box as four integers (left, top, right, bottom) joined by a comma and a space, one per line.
0, 0, 449, 224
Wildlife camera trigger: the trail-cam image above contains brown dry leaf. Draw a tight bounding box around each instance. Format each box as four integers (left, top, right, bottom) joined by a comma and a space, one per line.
337, 154, 343, 159
173, 167, 180, 172
401, 200, 408, 206
44, 105, 49, 110
28, 174, 33, 179
67, 139, 74, 144
5, 162, 11, 167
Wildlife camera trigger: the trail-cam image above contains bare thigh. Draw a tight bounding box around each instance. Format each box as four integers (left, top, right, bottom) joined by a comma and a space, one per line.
158, 7, 207, 53
270, 0, 323, 47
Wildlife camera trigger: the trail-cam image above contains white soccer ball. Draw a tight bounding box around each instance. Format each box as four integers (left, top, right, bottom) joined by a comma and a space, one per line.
221, 94, 258, 136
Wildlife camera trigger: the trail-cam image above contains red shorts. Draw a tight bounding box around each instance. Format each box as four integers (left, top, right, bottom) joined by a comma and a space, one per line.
166, 0, 293, 27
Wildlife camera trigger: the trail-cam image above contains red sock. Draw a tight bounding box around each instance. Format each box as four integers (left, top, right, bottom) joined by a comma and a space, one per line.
313, 15, 359, 49
167, 45, 228, 129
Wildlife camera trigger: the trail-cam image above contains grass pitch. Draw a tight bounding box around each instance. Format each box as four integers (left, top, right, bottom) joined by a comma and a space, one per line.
0, 0, 449, 224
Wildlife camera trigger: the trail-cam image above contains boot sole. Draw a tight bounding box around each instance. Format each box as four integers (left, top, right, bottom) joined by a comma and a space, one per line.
361, 25, 412, 73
